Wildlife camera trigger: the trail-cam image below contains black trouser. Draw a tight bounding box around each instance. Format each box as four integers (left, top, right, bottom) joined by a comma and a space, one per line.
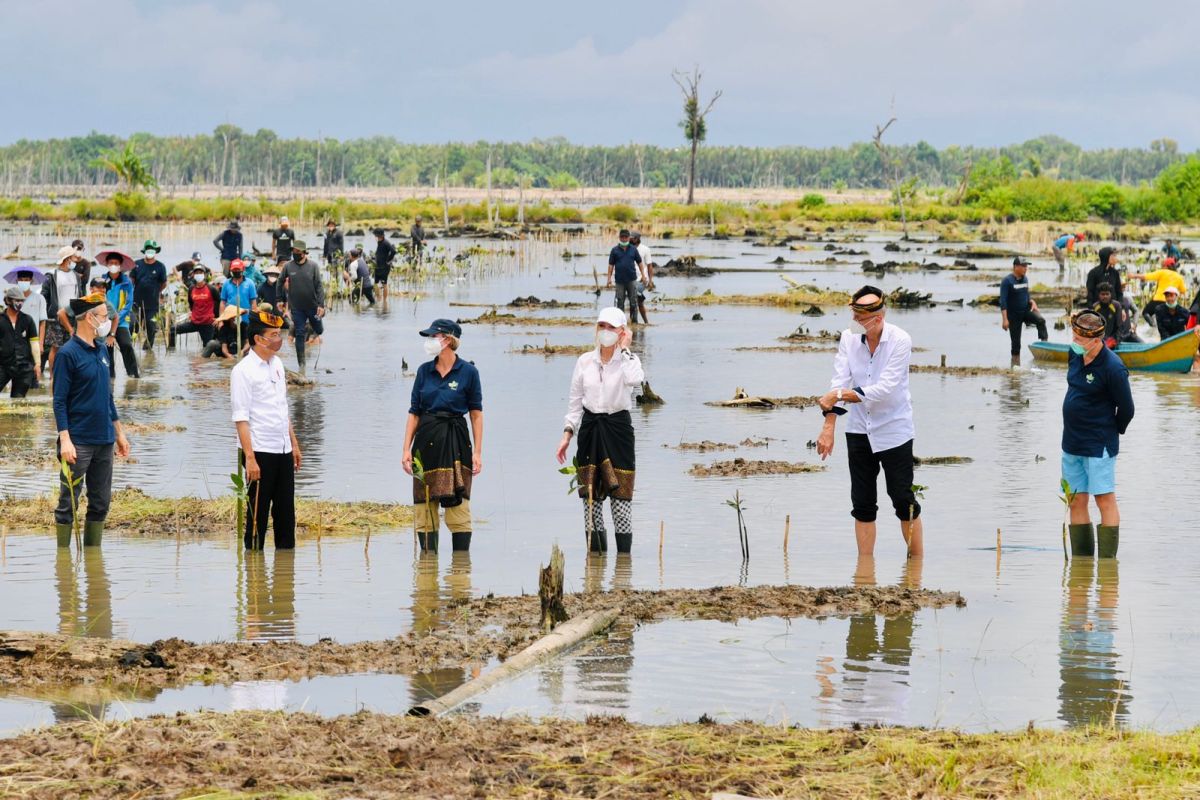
1007, 308, 1048, 356
354, 280, 376, 306
0, 363, 34, 397
54, 442, 114, 524
846, 434, 919, 523
1142, 301, 1164, 334
107, 327, 139, 378
174, 319, 216, 346
245, 450, 295, 550
134, 296, 159, 347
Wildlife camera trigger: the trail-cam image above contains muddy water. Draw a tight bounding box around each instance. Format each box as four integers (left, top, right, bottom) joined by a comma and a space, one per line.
1, 223, 1199, 734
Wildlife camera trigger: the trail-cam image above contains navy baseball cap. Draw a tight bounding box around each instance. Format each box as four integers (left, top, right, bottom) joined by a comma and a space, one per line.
420, 318, 462, 338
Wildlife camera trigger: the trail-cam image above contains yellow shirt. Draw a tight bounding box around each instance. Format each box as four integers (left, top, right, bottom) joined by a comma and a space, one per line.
1141, 269, 1187, 302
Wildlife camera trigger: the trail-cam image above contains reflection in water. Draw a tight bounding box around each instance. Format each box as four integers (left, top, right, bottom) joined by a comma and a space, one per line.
289, 388, 326, 491
817, 558, 920, 726
238, 550, 297, 641
1058, 558, 1130, 727
55, 548, 112, 639
408, 552, 476, 706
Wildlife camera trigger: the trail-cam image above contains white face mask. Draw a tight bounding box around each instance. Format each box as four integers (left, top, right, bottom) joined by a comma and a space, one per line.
16, 281, 30, 292
108, 266, 121, 275
597, 329, 619, 347
94, 318, 112, 338
848, 320, 867, 335
423, 338, 444, 357
193, 273, 206, 283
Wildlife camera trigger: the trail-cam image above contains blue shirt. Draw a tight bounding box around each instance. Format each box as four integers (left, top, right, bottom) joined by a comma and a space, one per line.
409, 357, 483, 416
998, 273, 1031, 315
608, 244, 642, 283
220, 279, 258, 322
1062, 346, 1135, 458
131, 258, 167, 296
105, 275, 134, 329
216, 230, 243, 261
53, 336, 118, 445
1054, 234, 1072, 249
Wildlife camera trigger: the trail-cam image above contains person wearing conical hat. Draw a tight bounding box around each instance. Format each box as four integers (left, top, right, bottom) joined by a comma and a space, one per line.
52, 293, 131, 548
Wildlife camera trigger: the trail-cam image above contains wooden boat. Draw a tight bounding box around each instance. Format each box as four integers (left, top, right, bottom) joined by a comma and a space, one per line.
1029, 329, 1199, 373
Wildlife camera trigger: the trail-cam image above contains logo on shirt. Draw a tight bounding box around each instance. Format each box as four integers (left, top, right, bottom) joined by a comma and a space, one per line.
1086, 373, 1095, 384
448, 380, 459, 390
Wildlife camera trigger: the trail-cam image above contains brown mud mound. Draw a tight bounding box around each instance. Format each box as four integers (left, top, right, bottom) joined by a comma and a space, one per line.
910, 364, 1016, 377
3, 713, 1186, 800
689, 458, 824, 477
0, 585, 962, 690
506, 295, 587, 309
666, 437, 771, 452
510, 340, 591, 356
459, 309, 591, 327
707, 390, 821, 409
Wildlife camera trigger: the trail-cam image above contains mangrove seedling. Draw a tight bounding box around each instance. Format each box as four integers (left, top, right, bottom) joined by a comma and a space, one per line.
908, 483, 927, 549
725, 490, 750, 561
412, 450, 439, 543
559, 456, 597, 550
59, 457, 85, 547
1057, 478, 1077, 562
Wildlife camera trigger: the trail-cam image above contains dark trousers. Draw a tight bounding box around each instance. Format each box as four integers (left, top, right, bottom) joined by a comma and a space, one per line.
107, 327, 139, 378
0, 363, 34, 397
54, 442, 114, 524
614, 281, 640, 320
1142, 300, 1165, 335
846, 434, 920, 523
174, 319, 216, 346
134, 297, 159, 347
245, 451, 296, 550
1007, 308, 1048, 356
291, 307, 322, 365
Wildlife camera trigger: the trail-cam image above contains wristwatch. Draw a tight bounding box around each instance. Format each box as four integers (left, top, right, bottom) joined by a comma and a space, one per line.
836, 389, 843, 402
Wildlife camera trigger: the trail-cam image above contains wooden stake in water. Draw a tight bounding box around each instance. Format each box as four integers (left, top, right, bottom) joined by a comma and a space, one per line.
940, 354, 947, 368
783, 514, 791, 554
658, 520, 664, 560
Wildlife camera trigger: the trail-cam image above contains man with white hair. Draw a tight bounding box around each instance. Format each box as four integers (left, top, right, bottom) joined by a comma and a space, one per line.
816, 286, 922, 559
41, 245, 86, 375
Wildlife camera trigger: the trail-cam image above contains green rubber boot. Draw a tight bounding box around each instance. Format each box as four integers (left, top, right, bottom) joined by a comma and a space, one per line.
1068, 523, 1095, 557
1096, 525, 1119, 559
417, 531, 439, 553
83, 521, 103, 547
55, 523, 73, 548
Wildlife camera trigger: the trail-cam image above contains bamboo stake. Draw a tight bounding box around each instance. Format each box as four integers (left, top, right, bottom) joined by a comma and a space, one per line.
783, 514, 790, 554
408, 607, 620, 717
658, 520, 664, 560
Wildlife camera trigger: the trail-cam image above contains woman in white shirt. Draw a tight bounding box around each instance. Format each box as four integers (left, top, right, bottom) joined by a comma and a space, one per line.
556, 307, 645, 553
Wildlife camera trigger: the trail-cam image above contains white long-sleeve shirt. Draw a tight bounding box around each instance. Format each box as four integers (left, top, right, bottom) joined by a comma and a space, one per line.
635, 243, 653, 283
829, 321, 914, 452
564, 348, 646, 433
230, 349, 292, 454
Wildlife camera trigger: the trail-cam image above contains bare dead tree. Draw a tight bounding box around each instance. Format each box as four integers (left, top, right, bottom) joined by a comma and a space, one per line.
672, 67, 722, 205
872, 115, 910, 239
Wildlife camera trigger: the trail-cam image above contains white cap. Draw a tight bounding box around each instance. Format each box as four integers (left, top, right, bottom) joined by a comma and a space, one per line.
597, 307, 626, 327
1163, 285, 1180, 295
57, 245, 77, 264
280, 215, 289, 222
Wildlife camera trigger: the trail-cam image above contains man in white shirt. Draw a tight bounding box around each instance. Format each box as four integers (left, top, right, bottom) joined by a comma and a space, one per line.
816, 286, 923, 558
231, 309, 302, 550
630, 231, 653, 324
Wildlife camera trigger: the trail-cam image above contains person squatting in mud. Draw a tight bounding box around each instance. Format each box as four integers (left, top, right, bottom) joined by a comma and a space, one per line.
816, 286, 923, 559
402, 319, 484, 554
556, 307, 645, 554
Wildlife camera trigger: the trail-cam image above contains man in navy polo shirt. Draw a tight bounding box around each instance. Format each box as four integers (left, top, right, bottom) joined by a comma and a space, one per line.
999, 256, 1047, 363
1061, 311, 1134, 559
605, 229, 644, 324
52, 293, 132, 548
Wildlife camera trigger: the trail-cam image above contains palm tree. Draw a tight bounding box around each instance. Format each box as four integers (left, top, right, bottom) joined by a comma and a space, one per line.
92, 143, 158, 192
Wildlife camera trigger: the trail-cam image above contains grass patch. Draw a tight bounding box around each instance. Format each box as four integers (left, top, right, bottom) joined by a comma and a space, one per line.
662, 287, 851, 307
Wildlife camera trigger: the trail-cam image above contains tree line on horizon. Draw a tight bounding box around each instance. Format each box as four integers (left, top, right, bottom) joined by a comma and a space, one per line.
0, 127, 1190, 194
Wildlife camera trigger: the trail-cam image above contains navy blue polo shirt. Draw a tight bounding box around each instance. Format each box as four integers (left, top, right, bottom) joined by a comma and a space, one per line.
1062, 346, 1134, 458
608, 244, 642, 283
409, 356, 483, 416
216, 229, 243, 261
52, 336, 118, 445
998, 273, 1031, 316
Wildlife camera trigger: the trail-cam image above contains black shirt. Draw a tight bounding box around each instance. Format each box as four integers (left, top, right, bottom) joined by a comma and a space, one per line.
1155, 304, 1189, 338
375, 239, 396, 272
0, 310, 37, 369
272, 228, 295, 262
324, 229, 344, 262
1085, 265, 1123, 304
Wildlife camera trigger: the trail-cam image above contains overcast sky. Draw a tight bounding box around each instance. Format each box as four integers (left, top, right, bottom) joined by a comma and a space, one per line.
3, 0, 1198, 149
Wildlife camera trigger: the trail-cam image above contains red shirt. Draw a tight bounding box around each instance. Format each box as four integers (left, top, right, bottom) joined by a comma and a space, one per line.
189, 285, 216, 325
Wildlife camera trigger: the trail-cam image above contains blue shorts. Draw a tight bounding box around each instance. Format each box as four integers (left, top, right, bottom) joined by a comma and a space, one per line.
1061, 450, 1116, 496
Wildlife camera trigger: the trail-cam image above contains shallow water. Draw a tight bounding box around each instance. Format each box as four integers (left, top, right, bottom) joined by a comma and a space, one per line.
1, 223, 1199, 735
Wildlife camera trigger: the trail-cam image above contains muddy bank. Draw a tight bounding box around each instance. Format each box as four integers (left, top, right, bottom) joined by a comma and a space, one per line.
459, 309, 591, 327
913, 455, 974, 466
663, 286, 851, 308
510, 341, 591, 357
689, 458, 825, 477
0, 584, 963, 690
1, 712, 1191, 800
666, 437, 771, 452
707, 391, 821, 409
0, 489, 412, 536
910, 364, 1017, 377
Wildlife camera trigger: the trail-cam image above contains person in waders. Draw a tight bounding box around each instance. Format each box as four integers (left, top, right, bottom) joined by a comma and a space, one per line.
402, 319, 483, 553
52, 293, 132, 548
1061, 311, 1135, 559
556, 307, 645, 553
816, 286, 922, 559
231, 309, 301, 550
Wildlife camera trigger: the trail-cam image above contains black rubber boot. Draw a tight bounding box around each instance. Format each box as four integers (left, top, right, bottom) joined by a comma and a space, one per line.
83, 521, 103, 547
1096, 525, 1119, 559
1068, 523, 1095, 557
588, 528, 608, 553
418, 531, 439, 553
55, 523, 73, 548
451, 532, 472, 552
615, 533, 632, 554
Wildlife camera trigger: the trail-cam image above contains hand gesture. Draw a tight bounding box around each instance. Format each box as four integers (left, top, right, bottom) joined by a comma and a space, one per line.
817, 427, 835, 460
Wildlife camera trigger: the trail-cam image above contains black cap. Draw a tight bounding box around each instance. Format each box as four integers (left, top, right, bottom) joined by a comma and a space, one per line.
419, 318, 462, 338
228, 220, 240, 229
630, 231, 641, 240
373, 227, 386, 237
1013, 256, 1032, 266
618, 229, 630, 238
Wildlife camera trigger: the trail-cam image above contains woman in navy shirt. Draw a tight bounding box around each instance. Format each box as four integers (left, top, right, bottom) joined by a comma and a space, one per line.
402, 318, 483, 553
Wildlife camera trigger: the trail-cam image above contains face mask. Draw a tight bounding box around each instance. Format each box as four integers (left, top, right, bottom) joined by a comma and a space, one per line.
108, 266, 121, 275
849, 320, 867, 335
231, 272, 243, 280
1166, 299, 1178, 309
619, 241, 629, 248
6, 300, 22, 312
423, 338, 445, 357
267, 275, 278, 284
143, 252, 156, 260
94, 319, 112, 338
16, 281, 30, 292
260, 337, 283, 353
193, 274, 206, 283
1069, 343, 1087, 356
597, 329, 619, 347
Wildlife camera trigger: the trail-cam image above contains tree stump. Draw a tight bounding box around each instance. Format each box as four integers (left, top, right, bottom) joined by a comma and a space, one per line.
539, 544, 568, 633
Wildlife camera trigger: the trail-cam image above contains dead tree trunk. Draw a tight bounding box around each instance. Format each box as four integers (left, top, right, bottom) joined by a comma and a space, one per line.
539, 544, 568, 633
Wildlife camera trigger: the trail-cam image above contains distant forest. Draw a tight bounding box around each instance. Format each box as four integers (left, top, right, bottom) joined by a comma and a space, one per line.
0, 128, 1190, 191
